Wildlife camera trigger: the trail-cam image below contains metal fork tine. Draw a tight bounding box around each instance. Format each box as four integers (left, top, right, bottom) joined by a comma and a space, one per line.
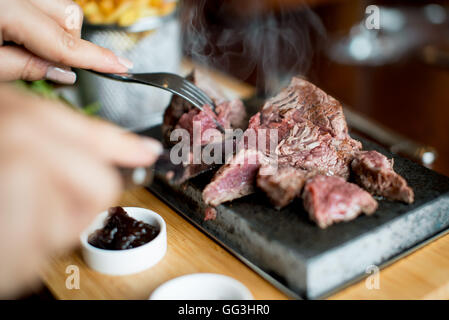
176, 85, 225, 133
173, 81, 203, 102
160, 73, 215, 109
176, 86, 205, 109
86, 70, 224, 133
132, 73, 204, 108
182, 79, 215, 108
166, 78, 208, 108
179, 83, 210, 108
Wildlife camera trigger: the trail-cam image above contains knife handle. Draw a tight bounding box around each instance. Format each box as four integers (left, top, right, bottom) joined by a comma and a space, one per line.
118, 167, 154, 190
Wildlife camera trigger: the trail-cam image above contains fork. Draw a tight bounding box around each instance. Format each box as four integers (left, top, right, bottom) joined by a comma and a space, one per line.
87, 70, 225, 133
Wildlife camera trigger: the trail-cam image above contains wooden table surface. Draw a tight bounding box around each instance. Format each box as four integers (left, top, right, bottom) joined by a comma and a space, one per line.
41, 187, 449, 300
40, 62, 449, 300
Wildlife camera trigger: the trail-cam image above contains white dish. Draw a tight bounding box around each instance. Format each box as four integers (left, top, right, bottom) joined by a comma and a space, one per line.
149, 273, 253, 300
80, 207, 167, 275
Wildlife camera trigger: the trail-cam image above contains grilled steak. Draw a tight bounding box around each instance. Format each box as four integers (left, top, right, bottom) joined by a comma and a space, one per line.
197, 77, 413, 228
302, 175, 378, 229
256, 165, 309, 209
351, 150, 414, 203
202, 77, 362, 208
162, 70, 247, 146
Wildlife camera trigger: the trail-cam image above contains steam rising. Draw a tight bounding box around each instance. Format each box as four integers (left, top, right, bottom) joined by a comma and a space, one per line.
180, 0, 326, 95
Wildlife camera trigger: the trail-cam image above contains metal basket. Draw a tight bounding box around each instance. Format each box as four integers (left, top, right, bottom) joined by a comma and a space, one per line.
78, 12, 181, 131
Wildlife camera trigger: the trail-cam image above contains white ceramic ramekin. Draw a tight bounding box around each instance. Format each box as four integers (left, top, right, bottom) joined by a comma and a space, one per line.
80, 207, 167, 275
149, 273, 253, 300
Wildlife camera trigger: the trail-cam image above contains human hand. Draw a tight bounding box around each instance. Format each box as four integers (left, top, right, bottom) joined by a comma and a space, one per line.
0, 0, 133, 84
0, 85, 162, 297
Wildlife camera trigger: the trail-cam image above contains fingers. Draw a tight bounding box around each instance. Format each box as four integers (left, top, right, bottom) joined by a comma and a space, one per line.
29, 0, 83, 37
0, 126, 121, 250
2, 0, 132, 73
36, 139, 123, 234
0, 85, 162, 168
0, 46, 49, 82
0, 46, 76, 84
78, 119, 164, 167
34, 96, 163, 167
34, 103, 163, 167
0, 154, 62, 298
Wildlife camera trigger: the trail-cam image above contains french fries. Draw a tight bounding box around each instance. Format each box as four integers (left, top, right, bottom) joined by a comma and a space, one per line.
75, 0, 177, 26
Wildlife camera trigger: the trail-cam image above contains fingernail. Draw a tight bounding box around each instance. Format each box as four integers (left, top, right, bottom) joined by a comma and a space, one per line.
142, 138, 163, 157
117, 56, 134, 70
45, 66, 77, 84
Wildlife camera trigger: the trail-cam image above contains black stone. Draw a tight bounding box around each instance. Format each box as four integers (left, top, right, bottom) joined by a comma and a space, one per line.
139, 125, 449, 299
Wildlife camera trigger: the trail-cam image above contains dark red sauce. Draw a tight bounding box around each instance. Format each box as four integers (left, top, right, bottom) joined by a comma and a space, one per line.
88, 207, 160, 250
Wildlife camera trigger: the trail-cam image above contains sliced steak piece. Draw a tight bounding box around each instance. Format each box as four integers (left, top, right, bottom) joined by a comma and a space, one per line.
302, 175, 378, 229
257, 165, 309, 209
175, 105, 231, 146
203, 149, 263, 207
351, 150, 414, 203
162, 70, 247, 146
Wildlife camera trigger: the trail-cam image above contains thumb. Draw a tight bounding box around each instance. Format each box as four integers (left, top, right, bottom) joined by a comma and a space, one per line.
0, 46, 76, 84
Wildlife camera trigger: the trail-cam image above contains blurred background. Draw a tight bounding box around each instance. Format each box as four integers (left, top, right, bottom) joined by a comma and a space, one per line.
179, 0, 449, 177
74, 0, 449, 177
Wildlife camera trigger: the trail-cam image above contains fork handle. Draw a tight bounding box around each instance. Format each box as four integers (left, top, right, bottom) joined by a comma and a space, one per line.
87, 70, 135, 83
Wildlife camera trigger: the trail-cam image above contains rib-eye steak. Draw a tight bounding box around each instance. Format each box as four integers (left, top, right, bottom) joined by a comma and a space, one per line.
198, 77, 414, 228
